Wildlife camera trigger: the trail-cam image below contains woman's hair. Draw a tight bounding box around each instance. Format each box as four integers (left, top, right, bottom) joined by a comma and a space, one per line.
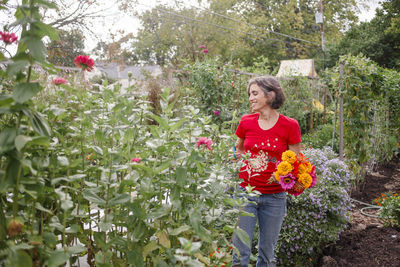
247, 76, 285, 109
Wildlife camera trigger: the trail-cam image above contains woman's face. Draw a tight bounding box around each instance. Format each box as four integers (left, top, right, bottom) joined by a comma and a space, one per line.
248, 84, 273, 112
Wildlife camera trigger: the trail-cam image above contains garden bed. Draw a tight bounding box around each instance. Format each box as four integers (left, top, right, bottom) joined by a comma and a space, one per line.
320, 157, 400, 267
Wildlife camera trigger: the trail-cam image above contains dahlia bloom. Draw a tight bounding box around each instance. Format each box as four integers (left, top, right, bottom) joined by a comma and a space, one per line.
0, 31, 18, 45
279, 173, 296, 190
52, 77, 67, 86
130, 157, 141, 163
74, 55, 95, 72
214, 110, 220, 116
196, 137, 213, 150
203, 49, 209, 54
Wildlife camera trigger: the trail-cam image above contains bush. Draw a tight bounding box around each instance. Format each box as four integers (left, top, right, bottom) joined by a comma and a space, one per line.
374, 192, 400, 228
276, 147, 354, 266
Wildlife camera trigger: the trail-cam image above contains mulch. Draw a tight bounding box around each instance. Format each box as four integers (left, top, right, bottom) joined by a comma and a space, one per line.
318, 156, 400, 267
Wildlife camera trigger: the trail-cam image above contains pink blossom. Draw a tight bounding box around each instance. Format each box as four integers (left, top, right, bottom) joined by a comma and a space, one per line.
200, 45, 206, 49
74, 55, 95, 72
203, 49, 209, 54
196, 137, 213, 150
130, 157, 141, 163
213, 110, 220, 116
309, 166, 317, 188
52, 77, 67, 86
279, 173, 296, 190
0, 31, 18, 45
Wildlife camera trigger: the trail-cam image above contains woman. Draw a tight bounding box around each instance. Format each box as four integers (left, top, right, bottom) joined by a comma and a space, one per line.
232, 76, 301, 267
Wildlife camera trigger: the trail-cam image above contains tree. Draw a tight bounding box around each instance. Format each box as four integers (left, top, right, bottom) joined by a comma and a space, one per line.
326, 0, 400, 69
117, 0, 363, 68
47, 29, 85, 66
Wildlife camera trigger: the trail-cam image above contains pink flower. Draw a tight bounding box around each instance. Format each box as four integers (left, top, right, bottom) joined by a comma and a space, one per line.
196, 137, 213, 150
213, 110, 220, 116
52, 77, 67, 86
130, 157, 141, 163
0, 31, 18, 45
203, 49, 209, 54
199, 45, 206, 49
279, 173, 296, 190
74, 55, 95, 72
309, 166, 317, 188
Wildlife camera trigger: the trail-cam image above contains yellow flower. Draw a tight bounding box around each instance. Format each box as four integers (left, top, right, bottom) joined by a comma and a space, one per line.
299, 173, 313, 188
298, 163, 307, 174
282, 150, 297, 164
305, 162, 313, 173
274, 171, 283, 182
277, 161, 293, 175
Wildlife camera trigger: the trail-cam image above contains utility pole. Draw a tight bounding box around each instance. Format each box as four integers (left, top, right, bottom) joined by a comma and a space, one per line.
315, 0, 325, 52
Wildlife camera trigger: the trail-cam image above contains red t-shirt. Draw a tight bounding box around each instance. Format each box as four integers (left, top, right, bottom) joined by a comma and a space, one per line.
235, 113, 301, 194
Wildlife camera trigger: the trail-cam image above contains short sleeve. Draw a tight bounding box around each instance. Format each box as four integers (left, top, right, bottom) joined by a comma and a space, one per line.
235, 119, 246, 139
288, 119, 301, 145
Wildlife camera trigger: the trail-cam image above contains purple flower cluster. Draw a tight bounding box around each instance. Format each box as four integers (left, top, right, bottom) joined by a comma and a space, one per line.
276, 147, 353, 266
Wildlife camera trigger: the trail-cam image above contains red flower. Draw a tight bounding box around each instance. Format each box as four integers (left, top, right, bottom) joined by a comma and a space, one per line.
203, 49, 209, 54
196, 137, 213, 150
74, 55, 95, 72
0, 31, 18, 45
52, 77, 67, 86
130, 157, 141, 163
214, 110, 220, 116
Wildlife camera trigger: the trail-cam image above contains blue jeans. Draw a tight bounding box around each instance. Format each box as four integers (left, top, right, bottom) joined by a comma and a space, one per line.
232, 191, 286, 267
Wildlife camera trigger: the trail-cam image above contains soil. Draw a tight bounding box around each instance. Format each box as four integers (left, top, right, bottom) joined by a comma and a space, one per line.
319, 156, 400, 267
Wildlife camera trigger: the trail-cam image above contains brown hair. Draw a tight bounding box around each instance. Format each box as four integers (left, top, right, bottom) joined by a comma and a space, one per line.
247, 76, 285, 109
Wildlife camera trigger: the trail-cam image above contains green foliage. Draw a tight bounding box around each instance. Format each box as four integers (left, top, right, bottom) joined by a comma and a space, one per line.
47, 29, 85, 67
183, 57, 249, 124
375, 191, 400, 228
326, 0, 400, 70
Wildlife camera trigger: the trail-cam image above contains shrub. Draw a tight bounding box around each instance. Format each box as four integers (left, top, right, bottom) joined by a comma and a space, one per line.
375, 192, 400, 228
276, 147, 354, 266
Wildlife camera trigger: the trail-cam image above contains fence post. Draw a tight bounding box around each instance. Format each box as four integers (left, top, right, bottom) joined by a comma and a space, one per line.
339, 63, 344, 160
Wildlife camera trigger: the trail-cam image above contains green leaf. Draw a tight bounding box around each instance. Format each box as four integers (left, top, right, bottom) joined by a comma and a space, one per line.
14, 135, 47, 151
148, 113, 169, 130
0, 95, 13, 107
82, 189, 106, 206
35, 202, 53, 214
47, 250, 70, 267
109, 193, 131, 206
13, 82, 42, 103
25, 37, 46, 62
156, 230, 171, 248
169, 225, 191, 236
170, 118, 186, 131
35, 0, 58, 9
68, 245, 87, 254
142, 241, 159, 258
0, 128, 17, 154
0, 159, 21, 193
233, 228, 250, 248
127, 248, 144, 267
6, 60, 29, 76
6, 250, 32, 267
34, 21, 58, 40
176, 167, 187, 187
32, 111, 51, 136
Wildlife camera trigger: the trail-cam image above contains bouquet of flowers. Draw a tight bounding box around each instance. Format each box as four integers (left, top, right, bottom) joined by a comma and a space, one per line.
271, 150, 317, 196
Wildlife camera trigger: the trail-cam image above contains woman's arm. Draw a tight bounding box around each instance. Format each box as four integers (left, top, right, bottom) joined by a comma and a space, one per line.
288, 142, 302, 154
232, 137, 245, 161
